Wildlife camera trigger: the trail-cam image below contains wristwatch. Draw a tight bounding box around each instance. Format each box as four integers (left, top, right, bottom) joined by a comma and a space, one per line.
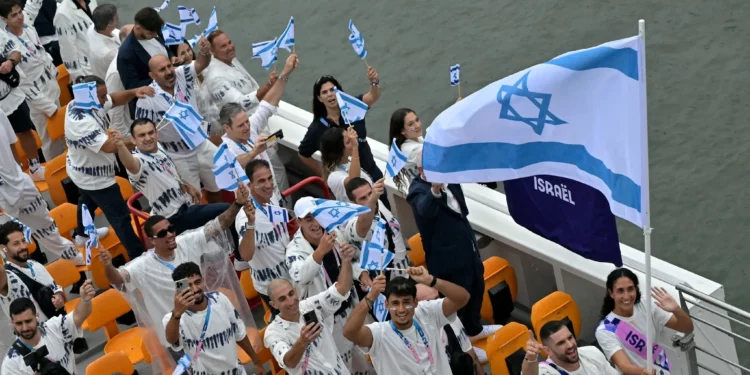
429, 276, 438, 287
246, 224, 255, 231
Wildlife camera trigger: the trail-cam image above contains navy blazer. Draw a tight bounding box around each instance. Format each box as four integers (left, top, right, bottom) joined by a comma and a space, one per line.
117, 32, 173, 117
407, 177, 479, 278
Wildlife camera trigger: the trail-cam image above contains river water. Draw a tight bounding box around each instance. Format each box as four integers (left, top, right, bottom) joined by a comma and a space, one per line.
111, 0, 750, 366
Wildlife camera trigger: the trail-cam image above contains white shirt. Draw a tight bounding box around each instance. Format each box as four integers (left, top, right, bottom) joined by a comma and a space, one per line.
344, 200, 407, 263
9, 26, 59, 117
533, 347, 619, 375
138, 37, 168, 58
128, 149, 192, 218
0, 110, 36, 205
135, 62, 202, 159
366, 299, 455, 375
0, 261, 63, 322
1, 312, 83, 375
201, 57, 259, 129
0, 31, 27, 114
595, 302, 673, 371
120, 219, 224, 346
64, 96, 117, 190
327, 160, 374, 203
440, 313, 472, 354
399, 137, 423, 190
432, 185, 462, 214
86, 25, 120, 79
162, 292, 247, 375
54, 0, 97, 81
264, 284, 351, 375
235, 199, 290, 296
104, 51, 132, 137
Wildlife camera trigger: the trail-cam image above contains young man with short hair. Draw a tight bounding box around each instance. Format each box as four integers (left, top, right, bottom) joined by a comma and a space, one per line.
163, 261, 264, 375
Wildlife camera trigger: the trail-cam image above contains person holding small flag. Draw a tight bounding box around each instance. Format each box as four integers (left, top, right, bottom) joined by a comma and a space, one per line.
342, 266, 471, 375
285, 196, 375, 374
388, 108, 424, 192
115, 118, 231, 235
321, 126, 373, 203
65, 75, 154, 259
234, 159, 292, 318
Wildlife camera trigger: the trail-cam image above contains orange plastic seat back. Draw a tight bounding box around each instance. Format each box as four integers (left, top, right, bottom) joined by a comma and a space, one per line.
85, 352, 134, 375
239, 270, 259, 300
85, 289, 132, 331
45, 152, 70, 207
12, 130, 43, 170
45, 259, 80, 289
46, 107, 67, 142
486, 322, 529, 375
49, 203, 78, 240
57, 65, 72, 106
406, 233, 426, 267
481, 256, 518, 322
115, 176, 135, 200
531, 291, 581, 342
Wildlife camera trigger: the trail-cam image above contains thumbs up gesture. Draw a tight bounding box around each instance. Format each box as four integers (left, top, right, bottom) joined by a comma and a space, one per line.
524, 330, 543, 361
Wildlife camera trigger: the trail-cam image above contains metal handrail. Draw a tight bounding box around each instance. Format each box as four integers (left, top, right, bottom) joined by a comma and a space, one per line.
675, 283, 750, 321
695, 346, 750, 373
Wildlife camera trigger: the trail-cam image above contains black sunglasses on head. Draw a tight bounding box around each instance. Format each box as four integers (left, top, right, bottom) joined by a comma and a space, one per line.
154, 225, 176, 239
315, 75, 335, 86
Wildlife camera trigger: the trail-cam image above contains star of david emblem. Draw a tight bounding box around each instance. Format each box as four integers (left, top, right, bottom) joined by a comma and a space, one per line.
451, 71, 459, 82
229, 170, 236, 179
335, 201, 347, 207
340, 103, 350, 112
179, 110, 189, 120
367, 261, 379, 270
391, 156, 397, 165
376, 303, 385, 314
329, 208, 340, 218
354, 38, 364, 49
496, 71, 566, 135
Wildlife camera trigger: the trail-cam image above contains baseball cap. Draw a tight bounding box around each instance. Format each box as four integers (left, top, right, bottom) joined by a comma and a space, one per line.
294, 196, 317, 219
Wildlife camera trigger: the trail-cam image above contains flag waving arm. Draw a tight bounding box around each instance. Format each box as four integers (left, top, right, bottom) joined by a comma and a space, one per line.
406, 181, 445, 218
361, 66, 381, 106
354, 178, 384, 239
193, 36, 213, 75
343, 273, 385, 349
110, 86, 156, 108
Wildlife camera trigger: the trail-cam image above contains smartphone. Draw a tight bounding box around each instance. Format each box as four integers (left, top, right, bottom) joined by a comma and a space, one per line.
266, 129, 284, 146
303, 311, 318, 326
175, 278, 189, 294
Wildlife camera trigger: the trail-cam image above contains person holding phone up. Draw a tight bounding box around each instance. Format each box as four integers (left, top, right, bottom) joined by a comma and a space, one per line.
263, 242, 357, 375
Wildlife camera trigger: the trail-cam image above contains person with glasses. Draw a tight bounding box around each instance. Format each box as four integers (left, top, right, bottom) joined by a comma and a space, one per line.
342, 266, 471, 375
99, 185, 249, 349
116, 118, 230, 235
298, 71, 389, 208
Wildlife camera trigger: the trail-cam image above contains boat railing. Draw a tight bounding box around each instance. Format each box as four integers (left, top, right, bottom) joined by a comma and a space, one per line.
675, 283, 749, 374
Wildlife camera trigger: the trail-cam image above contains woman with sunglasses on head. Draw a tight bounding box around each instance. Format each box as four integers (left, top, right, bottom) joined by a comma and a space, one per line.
321, 126, 373, 202
388, 108, 424, 193
299, 69, 390, 208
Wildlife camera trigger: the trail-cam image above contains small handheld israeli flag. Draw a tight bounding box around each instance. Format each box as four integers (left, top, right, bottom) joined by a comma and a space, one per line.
202, 6, 218, 36
8, 217, 32, 243
309, 199, 371, 232
163, 101, 208, 149
386, 139, 408, 178
72, 82, 101, 110
267, 205, 290, 223
359, 241, 394, 272
334, 87, 368, 124
162, 23, 182, 46
373, 294, 388, 322
178, 6, 200, 36
252, 38, 278, 70
154, 0, 170, 12
450, 64, 460, 86
348, 20, 367, 59
212, 143, 249, 191
187, 34, 200, 48
276, 17, 295, 52
81, 204, 98, 265
171, 354, 191, 375
370, 218, 387, 249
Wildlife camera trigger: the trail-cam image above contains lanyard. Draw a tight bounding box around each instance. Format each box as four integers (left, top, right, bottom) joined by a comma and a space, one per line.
6, 29, 37, 59
390, 319, 435, 370
27, 263, 35, 277
192, 299, 211, 360
320, 244, 341, 287
250, 195, 268, 217
151, 253, 175, 271
300, 345, 312, 373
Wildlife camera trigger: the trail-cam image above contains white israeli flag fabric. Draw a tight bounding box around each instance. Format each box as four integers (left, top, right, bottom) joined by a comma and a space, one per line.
202, 6, 218, 36
373, 294, 388, 322
348, 20, 367, 59
450, 64, 460, 86
8, 217, 32, 243
154, 0, 170, 12
267, 205, 290, 223
212, 143, 249, 191
187, 34, 200, 48
72, 82, 101, 110
81, 203, 98, 265
252, 38, 278, 70
178, 6, 200, 36
162, 23, 182, 46
386, 138, 408, 178
276, 17, 295, 52
423, 35, 648, 227
309, 198, 371, 232
163, 101, 208, 150
359, 241, 393, 272
334, 87, 368, 124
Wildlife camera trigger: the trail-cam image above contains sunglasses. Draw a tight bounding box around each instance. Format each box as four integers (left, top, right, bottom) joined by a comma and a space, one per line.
315, 75, 335, 86
153, 225, 176, 239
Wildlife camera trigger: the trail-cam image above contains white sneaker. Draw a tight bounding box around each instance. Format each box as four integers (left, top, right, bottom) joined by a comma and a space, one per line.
29, 166, 46, 182
73, 227, 110, 247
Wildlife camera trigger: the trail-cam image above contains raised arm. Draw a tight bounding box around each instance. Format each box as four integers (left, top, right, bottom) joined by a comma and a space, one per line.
215, 185, 246, 231
21, 0, 42, 24
653, 287, 694, 333
115, 135, 140, 174
259, 54, 298, 108
99, 247, 128, 286
521, 331, 543, 375
343, 274, 385, 349
193, 37, 212, 75
335, 244, 355, 295
237, 202, 256, 261
287, 232, 335, 286
409, 266, 469, 317
165, 289, 196, 345
406, 183, 444, 218
354, 178, 383, 238
361, 67, 381, 106
342, 127, 361, 186
236, 134, 268, 169
73, 280, 95, 329
110, 86, 156, 108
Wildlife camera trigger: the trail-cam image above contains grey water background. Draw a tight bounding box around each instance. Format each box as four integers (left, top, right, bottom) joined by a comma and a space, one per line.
111, 0, 750, 366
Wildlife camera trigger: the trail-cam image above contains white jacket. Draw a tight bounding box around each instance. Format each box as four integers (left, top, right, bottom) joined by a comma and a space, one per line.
201, 57, 259, 134
10, 25, 59, 117
54, 0, 97, 82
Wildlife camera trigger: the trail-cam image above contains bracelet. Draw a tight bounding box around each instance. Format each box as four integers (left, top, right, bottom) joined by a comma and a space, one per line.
233, 201, 244, 208
279, 75, 289, 82
81, 299, 92, 304
246, 224, 255, 231
371, 80, 380, 87
429, 276, 438, 288
524, 354, 538, 362
364, 297, 374, 309
199, 51, 210, 56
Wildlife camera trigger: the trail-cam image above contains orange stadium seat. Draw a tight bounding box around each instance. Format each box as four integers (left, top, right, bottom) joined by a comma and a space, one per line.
85, 352, 134, 375
46, 107, 67, 144
12, 130, 48, 192
531, 291, 581, 342
44, 259, 88, 330
57, 65, 72, 106
406, 233, 426, 267
85, 289, 152, 365
481, 256, 518, 324
486, 322, 529, 375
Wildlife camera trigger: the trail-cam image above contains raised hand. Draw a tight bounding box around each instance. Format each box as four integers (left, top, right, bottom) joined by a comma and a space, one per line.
243, 201, 256, 224
252, 134, 269, 154
406, 266, 432, 285
173, 288, 196, 316
80, 280, 95, 303
317, 232, 336, 254
98, 248, 112, 266
281, 54, 299, 77
366, 66, 379, 84
371, 178, 385, 200
652, 286, 680, 313
367, 274, 386, 299
340, 243, 356, 262
235, 183, 250, 206
135, 86, 155, 98
359, 272, 373, 292
298, 322, 322, 345
51, 293, 65, 309
268, 70, 279, 85
197, 36, 210, 55
524, 330, 543, 361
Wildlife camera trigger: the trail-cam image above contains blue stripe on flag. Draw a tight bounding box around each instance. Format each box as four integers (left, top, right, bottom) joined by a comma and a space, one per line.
340, 94, 369, 111
423, 141, 641, 211
546, 46, 638, 80
385, 164, 397, 178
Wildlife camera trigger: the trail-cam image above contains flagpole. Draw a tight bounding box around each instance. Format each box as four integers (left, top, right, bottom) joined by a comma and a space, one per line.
639, 19, 654, 373
292, 45, 296, 55
458, 83, 461, 99
155, 117, 170, 132
363, 58, 369, 68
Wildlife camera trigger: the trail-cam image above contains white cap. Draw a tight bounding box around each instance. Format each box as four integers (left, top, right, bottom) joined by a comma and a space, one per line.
294, 196, 316, 219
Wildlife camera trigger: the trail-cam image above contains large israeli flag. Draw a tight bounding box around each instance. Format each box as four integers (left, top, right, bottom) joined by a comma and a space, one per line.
212, 143, 249, 191
163, 101, 208, 150
309, 199, 371, 232
334, 87, 368, 124
252, 39, 278, 70
277, 17, 295, 52
423, 35, 648, 227
72, 82, 101, 110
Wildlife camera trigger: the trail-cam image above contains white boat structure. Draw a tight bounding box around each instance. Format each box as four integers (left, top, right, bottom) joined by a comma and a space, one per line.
268, 100, 743, 374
